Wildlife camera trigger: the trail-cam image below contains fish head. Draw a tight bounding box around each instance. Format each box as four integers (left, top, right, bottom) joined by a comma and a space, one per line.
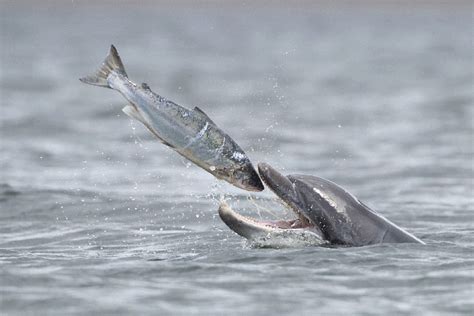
228, 163, 264, 192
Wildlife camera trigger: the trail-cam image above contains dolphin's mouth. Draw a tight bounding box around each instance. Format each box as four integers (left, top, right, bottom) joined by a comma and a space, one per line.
218, 200, 314, 233
218, 201, 325, 246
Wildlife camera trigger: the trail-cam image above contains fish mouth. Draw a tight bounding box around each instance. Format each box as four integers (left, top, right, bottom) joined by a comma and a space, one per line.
218, 163, 324, 244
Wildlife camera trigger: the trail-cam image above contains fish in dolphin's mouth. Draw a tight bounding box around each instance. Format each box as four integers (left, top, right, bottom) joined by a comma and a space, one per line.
218, 163, 327, 247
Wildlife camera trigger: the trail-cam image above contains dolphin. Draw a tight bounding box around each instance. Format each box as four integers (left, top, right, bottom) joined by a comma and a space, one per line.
219, 163, 425, 247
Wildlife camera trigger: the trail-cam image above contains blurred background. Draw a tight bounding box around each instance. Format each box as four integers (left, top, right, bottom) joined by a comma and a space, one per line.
1, 1, 473, 315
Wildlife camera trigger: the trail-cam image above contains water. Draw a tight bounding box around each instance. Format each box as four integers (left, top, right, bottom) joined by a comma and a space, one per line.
1, 2, 473, 315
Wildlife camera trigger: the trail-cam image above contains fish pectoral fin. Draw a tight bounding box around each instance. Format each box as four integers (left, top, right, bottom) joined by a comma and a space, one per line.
193, 106, 217, 126
122, 104, 174, 148
122, 104, 146, 124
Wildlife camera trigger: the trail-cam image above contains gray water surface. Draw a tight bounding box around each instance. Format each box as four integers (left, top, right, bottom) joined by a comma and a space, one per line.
1, 2, 473, 315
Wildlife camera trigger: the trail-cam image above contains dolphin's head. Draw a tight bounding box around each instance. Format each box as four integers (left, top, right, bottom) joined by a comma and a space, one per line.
219, 163, 425, 247
217, 163, 327, 247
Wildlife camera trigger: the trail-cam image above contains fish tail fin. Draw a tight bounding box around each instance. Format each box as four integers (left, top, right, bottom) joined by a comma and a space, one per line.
79, 45, 127, 88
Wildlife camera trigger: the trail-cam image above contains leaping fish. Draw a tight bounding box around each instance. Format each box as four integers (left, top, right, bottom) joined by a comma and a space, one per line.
80, 45, 263, 192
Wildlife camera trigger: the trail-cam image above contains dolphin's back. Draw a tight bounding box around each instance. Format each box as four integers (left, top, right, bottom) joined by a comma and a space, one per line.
289, 175, 424, 246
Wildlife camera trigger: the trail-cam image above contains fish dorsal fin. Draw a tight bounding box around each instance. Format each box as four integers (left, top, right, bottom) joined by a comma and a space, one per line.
193, 106, 216, 125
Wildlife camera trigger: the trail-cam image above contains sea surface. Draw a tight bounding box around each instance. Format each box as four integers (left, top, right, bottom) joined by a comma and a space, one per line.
1, 2, 473, 315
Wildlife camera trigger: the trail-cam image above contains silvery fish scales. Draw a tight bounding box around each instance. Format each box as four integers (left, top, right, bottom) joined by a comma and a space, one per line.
80, 45, 263, 191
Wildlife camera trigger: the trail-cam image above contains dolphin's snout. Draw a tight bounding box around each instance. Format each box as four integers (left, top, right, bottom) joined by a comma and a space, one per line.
257, 162, 271, 174
257, 163, 299, 205
258, 163, 288, 189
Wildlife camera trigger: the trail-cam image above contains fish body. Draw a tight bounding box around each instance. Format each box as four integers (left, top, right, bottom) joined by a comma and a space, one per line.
80, 45, 263, 191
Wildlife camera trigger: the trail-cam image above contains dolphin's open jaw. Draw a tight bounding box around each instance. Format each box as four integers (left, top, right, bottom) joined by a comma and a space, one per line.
218, 201, 325, 247
218, 201, 314, 235
218, 162, 326, 246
